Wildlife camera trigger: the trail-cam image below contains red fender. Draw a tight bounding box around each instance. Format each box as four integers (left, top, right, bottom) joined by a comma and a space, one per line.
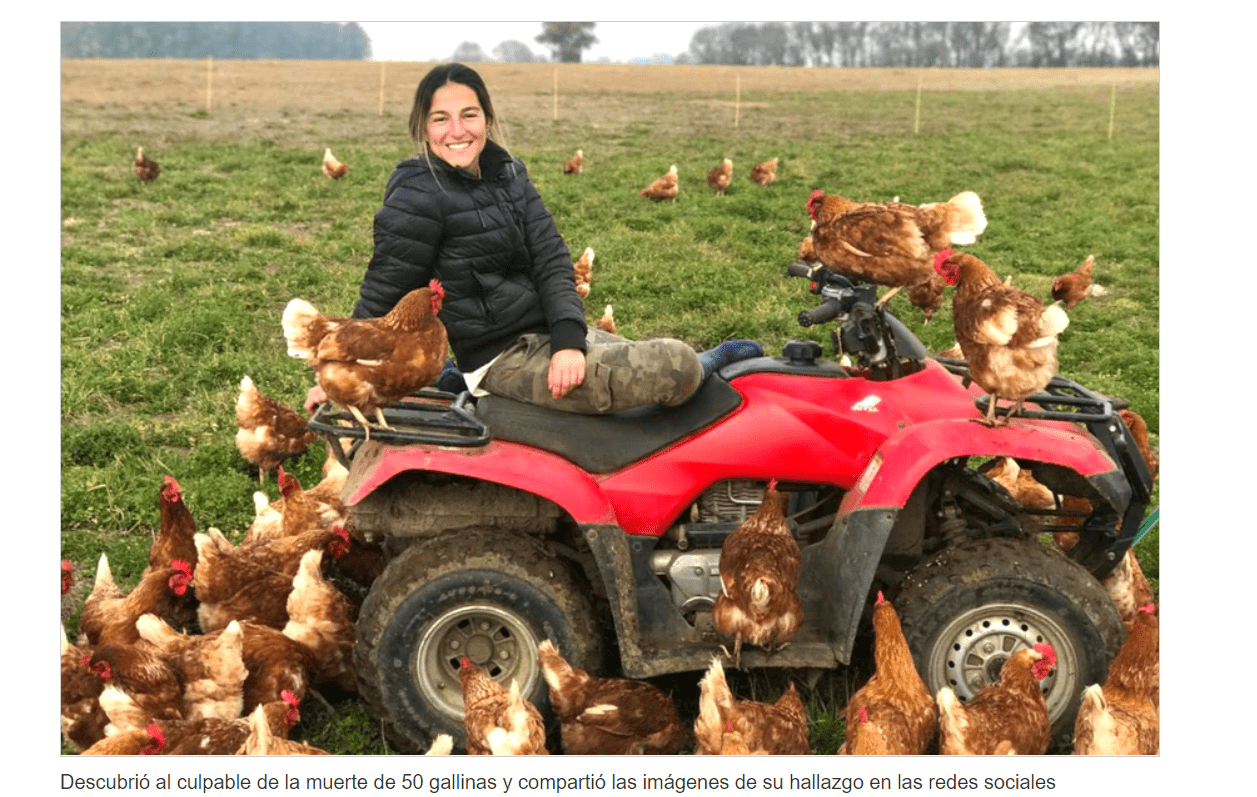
343, 438, 617, 524
842, 416, 1117, 512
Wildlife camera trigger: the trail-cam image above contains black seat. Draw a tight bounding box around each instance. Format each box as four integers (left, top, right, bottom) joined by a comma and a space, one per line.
474, 375, 744, 474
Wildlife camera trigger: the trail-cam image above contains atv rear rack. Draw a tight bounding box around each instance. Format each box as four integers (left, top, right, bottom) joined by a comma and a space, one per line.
309, 389, 489, 469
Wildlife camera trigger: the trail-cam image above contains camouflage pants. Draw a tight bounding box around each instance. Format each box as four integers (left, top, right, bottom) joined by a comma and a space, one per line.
480, 328, 703, 414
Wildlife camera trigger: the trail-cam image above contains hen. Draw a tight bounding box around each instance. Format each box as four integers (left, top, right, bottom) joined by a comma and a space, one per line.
563, 149, 584, 175
694, 657, 811, 755
102, 684, 302, 755
907, 272, 947, 323
836, 593, 936, 755
79, 722, 166, 755
1052, 254, 1094, 310
538, 639, 687, 755
134, 146, 160, 183
86, 641, 185, 723
459, 657, 548, 755
595, 304, 616, 335
1072, 604, 1158, 754
806, 189, 987, 304
640, 164, 678, 201
193, 529, 299, 632
936, 643, 1056, 755
235, 375, 317, 484
983, 457, 1055, 511
239, 701, 330, 755
282, 549, 358, 694
711, 479, 803, 667
80, 553, 193, 647
61, 623, 108, 750
134, 615, 248, 721
149, 476, 200, 575
749, 157, 778, 187
283, 281, 449, 436
708, 158, 733, 195
322, 147, 349, 179
572, 246, 594, 300
934, 250, 1070, 426
244, 463, 349, 546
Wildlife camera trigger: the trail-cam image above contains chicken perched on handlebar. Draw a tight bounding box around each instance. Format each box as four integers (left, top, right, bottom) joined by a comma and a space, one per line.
806, 189, 986, 308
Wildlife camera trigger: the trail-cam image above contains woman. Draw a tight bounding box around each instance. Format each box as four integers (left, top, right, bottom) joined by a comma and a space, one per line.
315, 62, 760, 415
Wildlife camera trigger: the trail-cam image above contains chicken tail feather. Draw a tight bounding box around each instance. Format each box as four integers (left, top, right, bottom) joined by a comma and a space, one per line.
944, 191, 988, 245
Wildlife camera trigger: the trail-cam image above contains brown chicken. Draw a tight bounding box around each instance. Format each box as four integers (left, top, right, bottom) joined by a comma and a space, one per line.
283, 281, 448, 436
907, 272, 947, 322
711, 479, 803, 667
235, 375, 318, 484
459, 657, 547, 755
806, 189, 987, 303
846, 706, 892, 754
282, 549, 358, 694
62, 559, 75, 596
563, 149, 584, 175
936, 643, 1056, 755
244, 463, 349, 545
1073, 604, 1158, 754
934, 250, 1070, 426
1052, 254, 1094, 310
193, 529, 300, 632
322, 147, 349, 179
640, 164, 678, 201
79, 554, 192, 647
983, 457, 1056, 511
79, 722, 166, 755
595, 304, 616, 335
134, 146, 160, 183
538, 639, 687, 755
708, 158, 733, 195
239, 701, 330, 755
61, 623, 108, 750
572, 246, 594, 299
134, 614, 248, 721
149, 475, 199, 575
797, 234, 817, 263
749, 157, 778, 187
86, 641, 185, 724
837, 593, 937, 755
101, 684, 302, 755
694, 657, 812, 755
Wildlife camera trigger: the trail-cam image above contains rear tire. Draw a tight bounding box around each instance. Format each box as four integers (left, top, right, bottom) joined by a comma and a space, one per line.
893, 537, 1124, 745
354, 529, 602, 753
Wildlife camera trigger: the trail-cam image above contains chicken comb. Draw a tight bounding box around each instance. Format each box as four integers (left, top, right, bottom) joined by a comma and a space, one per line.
428, 278, 444, 298
1139, 603, 1156, 615
278, 466, 301, 496
1032, 642, 1057, 666
858, 705, 870, 723
459, 656, 471, 668
145, 723, 165, 751
933, 248, 955, 270
725, 722, 735, 732
766, 478, 779, 492
171, 559, 193, 577
281, 689, 300, 707
161, 474, 182, 502
80, 654, 91, 668
875, 591, 886, 605
62, 559, 74, 572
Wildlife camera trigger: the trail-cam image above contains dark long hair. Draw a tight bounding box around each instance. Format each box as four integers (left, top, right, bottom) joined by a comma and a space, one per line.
407, 62, 498, 150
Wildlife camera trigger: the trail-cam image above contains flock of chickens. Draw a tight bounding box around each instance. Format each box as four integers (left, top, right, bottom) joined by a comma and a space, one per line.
103, 145, 1154, 755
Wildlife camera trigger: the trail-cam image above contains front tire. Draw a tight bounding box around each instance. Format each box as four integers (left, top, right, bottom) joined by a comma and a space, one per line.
355, 529, 602, 753
893, 537, 1124, 744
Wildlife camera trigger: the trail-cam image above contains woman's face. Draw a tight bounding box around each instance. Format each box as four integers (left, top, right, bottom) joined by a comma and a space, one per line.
425, 82, 488, 172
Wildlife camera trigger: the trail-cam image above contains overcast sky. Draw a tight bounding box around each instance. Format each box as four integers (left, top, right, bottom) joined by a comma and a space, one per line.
354, 21, 706, 63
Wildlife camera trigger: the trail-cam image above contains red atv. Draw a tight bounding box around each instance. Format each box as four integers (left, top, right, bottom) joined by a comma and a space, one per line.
311, 263, 1154, 754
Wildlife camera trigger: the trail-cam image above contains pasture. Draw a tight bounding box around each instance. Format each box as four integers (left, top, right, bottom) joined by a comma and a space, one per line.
60, 59, 1159, 755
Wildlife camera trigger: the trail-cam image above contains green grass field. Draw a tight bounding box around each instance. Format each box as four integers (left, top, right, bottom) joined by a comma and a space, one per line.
60, 69, 1158, 755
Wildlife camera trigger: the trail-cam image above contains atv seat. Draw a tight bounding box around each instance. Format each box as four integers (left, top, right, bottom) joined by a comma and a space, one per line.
474, 375, 743, 474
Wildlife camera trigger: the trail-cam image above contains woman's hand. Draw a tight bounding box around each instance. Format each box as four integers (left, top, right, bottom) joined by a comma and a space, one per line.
304, 385, 328, 415
548, 348, 586, 399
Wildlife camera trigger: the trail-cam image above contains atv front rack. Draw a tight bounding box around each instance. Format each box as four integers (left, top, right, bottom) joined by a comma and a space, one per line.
938, 357, 1155, 577
309, 389, 489, 469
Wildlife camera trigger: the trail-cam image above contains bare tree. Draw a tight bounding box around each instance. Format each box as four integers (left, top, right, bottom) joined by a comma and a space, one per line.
535, 22, 597, 63
493, 40, 538, 62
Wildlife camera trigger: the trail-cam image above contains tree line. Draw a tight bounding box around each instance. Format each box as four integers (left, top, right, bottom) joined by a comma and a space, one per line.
681, 22, 1158, 68
61, 22, 371, 59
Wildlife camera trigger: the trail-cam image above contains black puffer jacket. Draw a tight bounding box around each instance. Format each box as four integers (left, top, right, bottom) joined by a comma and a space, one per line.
352, 140, 587, 372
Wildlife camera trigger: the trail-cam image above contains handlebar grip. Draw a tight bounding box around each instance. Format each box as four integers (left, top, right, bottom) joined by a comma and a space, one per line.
786, 261, 820, 279
798, 298, 842, 327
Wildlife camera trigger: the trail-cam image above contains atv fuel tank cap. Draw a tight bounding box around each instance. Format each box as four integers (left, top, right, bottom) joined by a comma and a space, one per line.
783, 339, 823, 365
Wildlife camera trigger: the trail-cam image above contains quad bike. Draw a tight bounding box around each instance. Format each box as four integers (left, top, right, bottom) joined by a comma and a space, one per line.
311, 263, 1155, 754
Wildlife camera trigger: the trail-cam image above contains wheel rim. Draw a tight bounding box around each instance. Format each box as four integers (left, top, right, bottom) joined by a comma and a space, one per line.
414, 603, 542, 722
926, 601, 1077, 724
